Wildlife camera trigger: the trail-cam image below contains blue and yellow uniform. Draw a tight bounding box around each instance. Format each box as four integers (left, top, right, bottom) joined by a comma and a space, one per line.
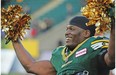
51, 36, 111, 75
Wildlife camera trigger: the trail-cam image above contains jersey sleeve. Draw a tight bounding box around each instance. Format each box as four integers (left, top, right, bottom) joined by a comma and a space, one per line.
50, 47, 60, 70
97, 49, 115, 70
91, 37, 115, 73
50, 46, 65, 71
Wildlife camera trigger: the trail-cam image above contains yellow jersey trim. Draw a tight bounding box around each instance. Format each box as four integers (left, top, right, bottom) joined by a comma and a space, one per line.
62, 38, 89, 61
102, 46, 108, 48
91, 40, 109, 44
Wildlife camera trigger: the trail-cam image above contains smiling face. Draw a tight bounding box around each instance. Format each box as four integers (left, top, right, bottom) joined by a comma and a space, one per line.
65, 25, 88, 50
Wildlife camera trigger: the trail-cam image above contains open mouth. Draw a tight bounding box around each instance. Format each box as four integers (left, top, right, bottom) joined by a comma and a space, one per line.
66, 37, 72, 43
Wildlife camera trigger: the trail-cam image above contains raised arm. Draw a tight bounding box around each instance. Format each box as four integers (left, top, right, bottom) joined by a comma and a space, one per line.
104, 17, 115, 68
12, 40, 56, 75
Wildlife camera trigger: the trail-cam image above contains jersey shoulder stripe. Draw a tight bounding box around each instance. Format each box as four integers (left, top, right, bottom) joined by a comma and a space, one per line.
90, 36, 109, 50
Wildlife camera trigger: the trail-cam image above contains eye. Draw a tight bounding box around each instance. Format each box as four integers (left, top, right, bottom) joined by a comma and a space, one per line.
66, 26, 75, 31
70, 27, 75, 30
66, 27, 73, 31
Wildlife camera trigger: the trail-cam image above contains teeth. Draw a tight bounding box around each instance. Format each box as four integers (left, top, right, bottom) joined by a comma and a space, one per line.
66, 37, 72, 40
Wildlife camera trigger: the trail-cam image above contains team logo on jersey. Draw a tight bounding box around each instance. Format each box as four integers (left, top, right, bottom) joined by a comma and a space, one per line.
75, 48, 87, 57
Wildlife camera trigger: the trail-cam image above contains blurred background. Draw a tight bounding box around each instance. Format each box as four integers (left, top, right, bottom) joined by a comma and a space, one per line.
1, 0, 115, 75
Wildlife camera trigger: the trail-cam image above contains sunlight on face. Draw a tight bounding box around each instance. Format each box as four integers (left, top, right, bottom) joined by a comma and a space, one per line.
65, 25, 85, 49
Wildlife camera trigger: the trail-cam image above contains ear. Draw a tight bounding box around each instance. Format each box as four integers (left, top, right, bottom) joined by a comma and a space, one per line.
83, 30, 91, 38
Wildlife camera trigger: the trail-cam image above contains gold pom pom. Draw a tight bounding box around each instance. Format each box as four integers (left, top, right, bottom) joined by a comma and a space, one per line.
81, 0, 114, 34
1, 5, 31, 44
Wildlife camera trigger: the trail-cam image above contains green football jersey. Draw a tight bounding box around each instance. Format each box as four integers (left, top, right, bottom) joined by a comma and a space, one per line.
50, 36, 109, 75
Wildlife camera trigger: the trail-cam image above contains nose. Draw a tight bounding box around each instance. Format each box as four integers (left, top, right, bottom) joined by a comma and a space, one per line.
65, 29, 71, 37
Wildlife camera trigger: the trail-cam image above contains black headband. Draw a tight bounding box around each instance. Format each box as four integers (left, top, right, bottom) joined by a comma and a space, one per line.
69, 16, 96, 36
